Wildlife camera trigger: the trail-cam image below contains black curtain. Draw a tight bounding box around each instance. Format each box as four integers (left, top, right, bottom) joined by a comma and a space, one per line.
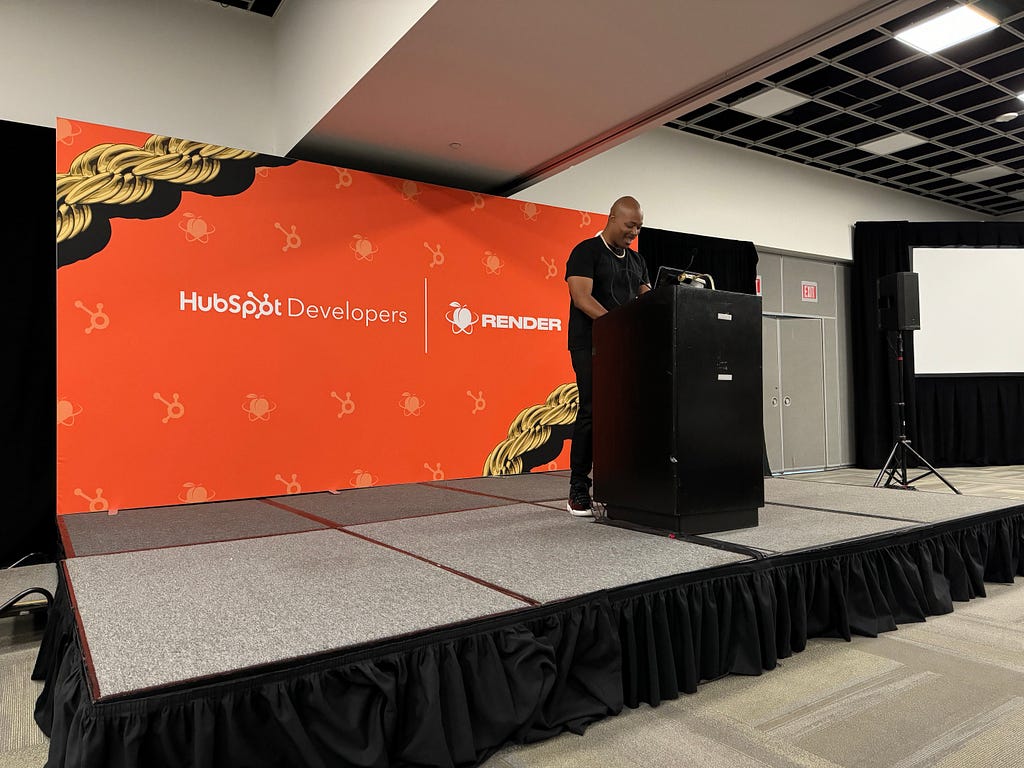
638, 227, 758, 295
2, 120, 58, 566
851, 221, 1024, 468
916, 376, 1024, 466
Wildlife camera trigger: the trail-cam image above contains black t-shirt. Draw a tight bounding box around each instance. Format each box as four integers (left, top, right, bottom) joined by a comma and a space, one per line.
565, 235, 650, 351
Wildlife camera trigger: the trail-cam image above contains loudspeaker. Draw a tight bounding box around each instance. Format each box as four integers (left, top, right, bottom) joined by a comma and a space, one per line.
877, 271, 920, 331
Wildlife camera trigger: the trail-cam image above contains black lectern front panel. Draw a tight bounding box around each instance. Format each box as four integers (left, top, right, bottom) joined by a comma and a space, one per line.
592, 285, 763, 534
592, 287, 676, 517
673, 289, 764, 516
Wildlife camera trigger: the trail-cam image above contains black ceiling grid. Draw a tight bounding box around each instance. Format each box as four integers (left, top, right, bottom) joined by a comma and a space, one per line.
668, 0, 1024, 216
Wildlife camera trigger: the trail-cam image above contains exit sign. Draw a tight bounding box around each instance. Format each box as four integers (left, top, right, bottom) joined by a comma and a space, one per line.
801, 281, 818, 302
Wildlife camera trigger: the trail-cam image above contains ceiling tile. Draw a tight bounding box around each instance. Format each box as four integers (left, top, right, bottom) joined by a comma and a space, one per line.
939, 126, 1001, 146
882, 103, 947, 129
934, 157, 986, 173
984, 145, 1024, 162
823, 147, 874, 165
761, 129, 819, 150
971, 48, 1024, 78
944, 27, 1024, 64
773, 100, 837, 125
730, 119, 790, 142
719, 82, 769, 106
847, 155, 899, 172
786, 65, 860, 97
908, 70, 982, 99
692, 109, 756, 133
765, 58, 823, 84
916, 176, 965, 190
938, 84, 1012, 111
872, 162, 919, 179
913, 116, 973, 138
857, 92, 919, 117
840, 123, 897, 144
895, 168, 944, 184
874, 56, 953, 87
837, 79, 892, 103
964, 96, 1024, 122
965, 135, 1017, 153
797, 138, 849, 158
915, 147, 968, 167
677, 103, 720, 122
819, 89, 863, 108
1006, 14, 1024, 34
838, 38, 918, 74
805, 112, 867, 135
894, 141, 941, 160
662, 0, 1024, 216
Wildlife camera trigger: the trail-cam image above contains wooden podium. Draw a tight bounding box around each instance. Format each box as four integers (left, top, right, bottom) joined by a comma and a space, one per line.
592, 284, 763, 534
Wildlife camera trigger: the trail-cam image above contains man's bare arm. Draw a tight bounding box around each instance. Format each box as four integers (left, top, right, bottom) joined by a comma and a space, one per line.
567, 276, 608, 319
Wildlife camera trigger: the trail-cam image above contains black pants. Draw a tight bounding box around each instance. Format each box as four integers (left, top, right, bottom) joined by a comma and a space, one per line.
569, 348, 593, 490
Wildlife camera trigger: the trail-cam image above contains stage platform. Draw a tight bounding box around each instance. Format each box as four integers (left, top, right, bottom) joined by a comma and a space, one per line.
35, 473, 1024, 768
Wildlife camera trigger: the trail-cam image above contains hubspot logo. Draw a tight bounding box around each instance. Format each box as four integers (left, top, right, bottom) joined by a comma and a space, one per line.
446, 301, 479, 334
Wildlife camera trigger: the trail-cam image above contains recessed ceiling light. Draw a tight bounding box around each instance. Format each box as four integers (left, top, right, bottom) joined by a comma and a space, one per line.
895, 6, 998, 54
859, 132, 927, 155
952, 165, 1013, 183
731, 88, 809, 118
1019, 92, 1024, 103
994, 112, 1019, 123
448, 141, 462, 150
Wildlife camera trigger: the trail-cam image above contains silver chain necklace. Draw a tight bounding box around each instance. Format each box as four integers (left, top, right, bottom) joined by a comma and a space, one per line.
598, 233, 626, 258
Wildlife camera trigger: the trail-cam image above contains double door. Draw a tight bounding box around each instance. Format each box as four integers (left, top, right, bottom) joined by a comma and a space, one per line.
762, 316, 826, 473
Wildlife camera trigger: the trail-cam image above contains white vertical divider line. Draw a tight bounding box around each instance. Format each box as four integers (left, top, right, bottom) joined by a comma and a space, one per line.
424, 278, 429, 354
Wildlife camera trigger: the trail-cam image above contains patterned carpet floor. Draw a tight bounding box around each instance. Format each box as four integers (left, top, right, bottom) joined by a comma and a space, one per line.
486, 581, 1024, 768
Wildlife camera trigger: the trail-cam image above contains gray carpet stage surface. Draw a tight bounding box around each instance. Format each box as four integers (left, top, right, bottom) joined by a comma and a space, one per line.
350, 505, 750, 603
269, 483, 509, 526
706, 504, 918, 554
764, 477, 1014, 523
55, 472, 1024, 703
64, 529, 526, 699
61, 499, 326, 557
429, 472, 568, 501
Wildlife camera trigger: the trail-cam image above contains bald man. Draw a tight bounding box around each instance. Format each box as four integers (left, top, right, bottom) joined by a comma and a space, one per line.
564, 196, 651, 517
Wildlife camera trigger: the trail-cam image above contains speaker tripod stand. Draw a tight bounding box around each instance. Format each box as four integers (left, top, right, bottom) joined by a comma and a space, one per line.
874, 330, 960, 494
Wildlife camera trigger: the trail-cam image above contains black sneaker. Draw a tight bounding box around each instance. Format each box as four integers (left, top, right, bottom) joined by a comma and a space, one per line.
566, 486, 594, 518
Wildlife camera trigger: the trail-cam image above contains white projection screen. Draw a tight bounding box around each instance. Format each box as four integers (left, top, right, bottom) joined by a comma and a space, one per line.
912, 247, 1024, 375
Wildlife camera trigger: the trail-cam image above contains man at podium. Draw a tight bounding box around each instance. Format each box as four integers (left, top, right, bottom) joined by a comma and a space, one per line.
564, 196, 650, 517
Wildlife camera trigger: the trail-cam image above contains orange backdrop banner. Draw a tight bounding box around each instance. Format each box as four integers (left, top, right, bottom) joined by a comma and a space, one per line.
56, 119, 597, 514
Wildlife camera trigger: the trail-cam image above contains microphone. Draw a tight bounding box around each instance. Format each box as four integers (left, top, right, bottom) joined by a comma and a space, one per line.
684, 247, 698, 272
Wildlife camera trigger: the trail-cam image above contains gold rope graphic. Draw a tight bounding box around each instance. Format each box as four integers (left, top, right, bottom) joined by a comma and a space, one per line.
482, 382, 578, 475
56, 136, 259, 243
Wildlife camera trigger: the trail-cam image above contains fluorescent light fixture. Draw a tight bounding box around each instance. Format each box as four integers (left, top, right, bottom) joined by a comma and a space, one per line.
1009, 190, 1024, 201
731, 88, 809, 118
895, 6, 998, 53
952, 165, 1013, 183
859, 132, 927, 155
1019, 92, 1024, 103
